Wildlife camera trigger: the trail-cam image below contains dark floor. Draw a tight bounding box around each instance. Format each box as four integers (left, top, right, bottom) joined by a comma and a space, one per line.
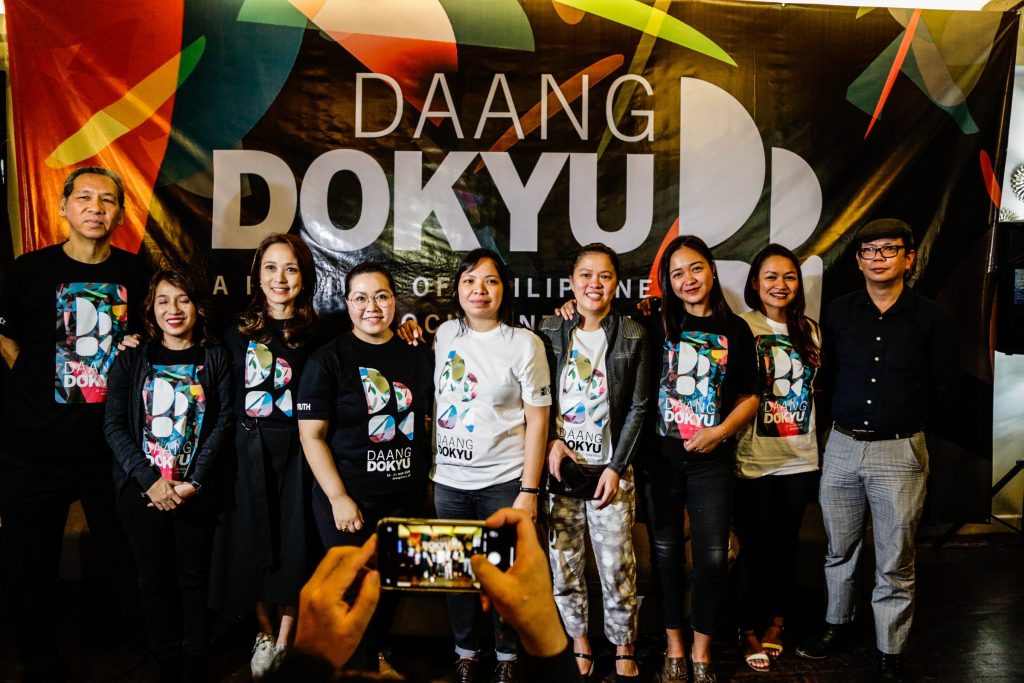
2, 531, 1022, 682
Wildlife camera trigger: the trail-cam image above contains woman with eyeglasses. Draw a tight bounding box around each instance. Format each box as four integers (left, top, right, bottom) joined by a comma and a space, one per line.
432, 248, 551, 683
297, 261, 433, 672
733, 244, 821, 672
208, 234, 322, 679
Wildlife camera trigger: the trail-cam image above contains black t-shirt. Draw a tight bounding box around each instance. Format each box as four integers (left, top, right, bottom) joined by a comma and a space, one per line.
650, 311, 757, 463
0, 243, 148, 459
223, 319, 324, 424
297, 333, 434, 504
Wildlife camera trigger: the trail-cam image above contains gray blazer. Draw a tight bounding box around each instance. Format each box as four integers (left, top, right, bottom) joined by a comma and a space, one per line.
539, 310, 648, 475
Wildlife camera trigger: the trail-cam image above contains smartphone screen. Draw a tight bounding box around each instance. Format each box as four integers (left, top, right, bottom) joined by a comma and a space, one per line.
377, 518, 516, 591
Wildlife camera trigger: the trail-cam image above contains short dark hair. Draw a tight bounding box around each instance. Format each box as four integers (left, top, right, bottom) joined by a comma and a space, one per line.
62, 166, 125, 208
856, 218, 915, 250
451, 248, 520, 330
345, 261, 396, 295
573, 243, 621, 279
143, 268, 216, 347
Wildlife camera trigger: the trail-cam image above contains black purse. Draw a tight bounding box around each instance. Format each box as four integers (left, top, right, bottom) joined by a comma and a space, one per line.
548, 457, 605, 499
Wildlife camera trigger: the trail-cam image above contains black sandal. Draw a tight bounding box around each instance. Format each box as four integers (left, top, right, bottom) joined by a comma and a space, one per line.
613, 654, 640, 682
574, 652, 595, 679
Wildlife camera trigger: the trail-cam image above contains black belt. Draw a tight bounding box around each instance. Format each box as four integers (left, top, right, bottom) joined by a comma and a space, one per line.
833, 423, 918, 442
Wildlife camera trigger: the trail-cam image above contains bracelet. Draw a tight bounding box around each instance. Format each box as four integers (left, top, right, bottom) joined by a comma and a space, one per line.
519, 486, 541, 495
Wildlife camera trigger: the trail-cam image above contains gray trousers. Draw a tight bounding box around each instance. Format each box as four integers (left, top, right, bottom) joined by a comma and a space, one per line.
547, 471, 638, 645
819, 428, 928, 654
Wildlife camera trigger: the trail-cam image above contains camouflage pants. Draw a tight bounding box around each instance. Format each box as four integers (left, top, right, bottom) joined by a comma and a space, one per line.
547, 470, 638, 644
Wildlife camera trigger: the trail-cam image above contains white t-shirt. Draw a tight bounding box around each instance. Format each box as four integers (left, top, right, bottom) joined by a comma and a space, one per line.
736, 310, 819, 478
432, 321, 552, 490
555, 328, 611, 465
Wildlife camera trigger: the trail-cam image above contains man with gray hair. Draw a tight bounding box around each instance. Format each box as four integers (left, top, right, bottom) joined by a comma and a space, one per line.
0, 166, 148, 682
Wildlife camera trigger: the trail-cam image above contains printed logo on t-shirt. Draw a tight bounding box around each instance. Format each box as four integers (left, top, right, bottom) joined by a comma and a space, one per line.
435, 350, 477, 461
657, 332, 728, 440
244, 341, 293, 417
142, 364, 206, 479
54, 282, 128, 404
558, 349, 608, 457
755, 335, 812, 437
360, 366, 415, 479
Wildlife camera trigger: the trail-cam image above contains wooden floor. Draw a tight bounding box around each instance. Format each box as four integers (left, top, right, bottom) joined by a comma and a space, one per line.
1, 531, 1022, 682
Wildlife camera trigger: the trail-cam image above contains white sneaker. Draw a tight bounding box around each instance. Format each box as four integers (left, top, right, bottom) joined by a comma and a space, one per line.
250, 633, 276, 680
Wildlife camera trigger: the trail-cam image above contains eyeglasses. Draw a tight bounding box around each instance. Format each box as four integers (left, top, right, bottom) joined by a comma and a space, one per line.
857, 245, 906, 260
346, 292, 395, 308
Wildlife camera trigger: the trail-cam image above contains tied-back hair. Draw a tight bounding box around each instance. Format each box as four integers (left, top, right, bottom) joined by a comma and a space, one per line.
238, 233, 318, 349
143, 268, 217, 347
744, 244, 821, 368
573, 242, 621, 279
451, 248, 522, 332
658, 235, 732, 340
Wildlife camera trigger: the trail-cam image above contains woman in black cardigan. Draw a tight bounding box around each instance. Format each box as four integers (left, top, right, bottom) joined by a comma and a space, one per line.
105, 268, 231, 683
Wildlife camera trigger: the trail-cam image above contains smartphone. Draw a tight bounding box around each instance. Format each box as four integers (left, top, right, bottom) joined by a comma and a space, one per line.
376, 517, 516, 592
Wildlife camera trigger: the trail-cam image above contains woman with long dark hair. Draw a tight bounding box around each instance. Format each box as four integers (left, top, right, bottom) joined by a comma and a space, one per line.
297, 261, 433, 673
209, 233, 322, 679
432, 248, 551, 683
644, 235, 758, 683
734, 244, 821, 672
540, 243, 647, 681
105, 268, 232, 683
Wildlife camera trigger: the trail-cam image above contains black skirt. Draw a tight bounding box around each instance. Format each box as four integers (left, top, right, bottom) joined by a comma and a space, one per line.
208, 420, 311, 611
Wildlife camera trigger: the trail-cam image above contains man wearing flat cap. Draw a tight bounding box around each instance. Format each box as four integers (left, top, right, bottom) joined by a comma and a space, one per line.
796, 219, 959, 682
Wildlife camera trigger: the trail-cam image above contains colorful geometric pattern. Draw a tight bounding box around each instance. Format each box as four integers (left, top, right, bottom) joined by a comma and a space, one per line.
360, 366, 415, 442
560, 349, 608, 428
657, 332, 728, 442
437, 350, 478, 433
244, 341, 294, 418
54, 282, 129, 404
142, 363, 206, 479
754, 335, 812, 438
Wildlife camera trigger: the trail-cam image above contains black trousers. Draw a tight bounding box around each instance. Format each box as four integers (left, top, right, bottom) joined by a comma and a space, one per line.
643, 454, 735, 635
312, 486, 425, 670
0, 454, 143, 677
733, 471, 818, 631
117, 482, 216, 677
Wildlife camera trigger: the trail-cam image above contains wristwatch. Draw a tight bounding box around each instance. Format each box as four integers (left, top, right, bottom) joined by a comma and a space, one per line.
189, 480, 203, 495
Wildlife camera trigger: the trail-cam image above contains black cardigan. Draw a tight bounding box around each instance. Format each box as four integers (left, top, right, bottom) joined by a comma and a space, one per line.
104, 342, 232, 494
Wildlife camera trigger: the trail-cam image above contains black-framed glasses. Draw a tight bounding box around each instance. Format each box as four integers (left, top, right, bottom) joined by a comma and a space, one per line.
346, 292, 395, 308
857, 245, 906, 259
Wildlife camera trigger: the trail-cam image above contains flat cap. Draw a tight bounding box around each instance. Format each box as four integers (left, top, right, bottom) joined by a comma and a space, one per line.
856, 218, 913, 244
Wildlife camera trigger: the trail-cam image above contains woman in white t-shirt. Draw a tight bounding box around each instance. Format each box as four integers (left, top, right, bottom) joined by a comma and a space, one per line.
734, 244, 821, 672
431, 248, 551, 683
539, 244, 648, 681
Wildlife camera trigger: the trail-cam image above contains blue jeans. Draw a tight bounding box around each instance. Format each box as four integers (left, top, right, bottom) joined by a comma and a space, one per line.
433, 479, 520, 661
643, 451, 734, 635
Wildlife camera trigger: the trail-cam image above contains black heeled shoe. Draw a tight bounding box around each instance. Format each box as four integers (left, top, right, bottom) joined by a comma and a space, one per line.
610, 654, 640, 682
574, 652, 595, 679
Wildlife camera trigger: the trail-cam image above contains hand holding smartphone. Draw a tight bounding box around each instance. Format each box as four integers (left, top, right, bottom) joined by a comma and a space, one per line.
376, 517, 516, 592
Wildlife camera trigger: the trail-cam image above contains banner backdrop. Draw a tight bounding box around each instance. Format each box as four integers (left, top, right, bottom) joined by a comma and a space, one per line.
6, 0, 1016, 522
